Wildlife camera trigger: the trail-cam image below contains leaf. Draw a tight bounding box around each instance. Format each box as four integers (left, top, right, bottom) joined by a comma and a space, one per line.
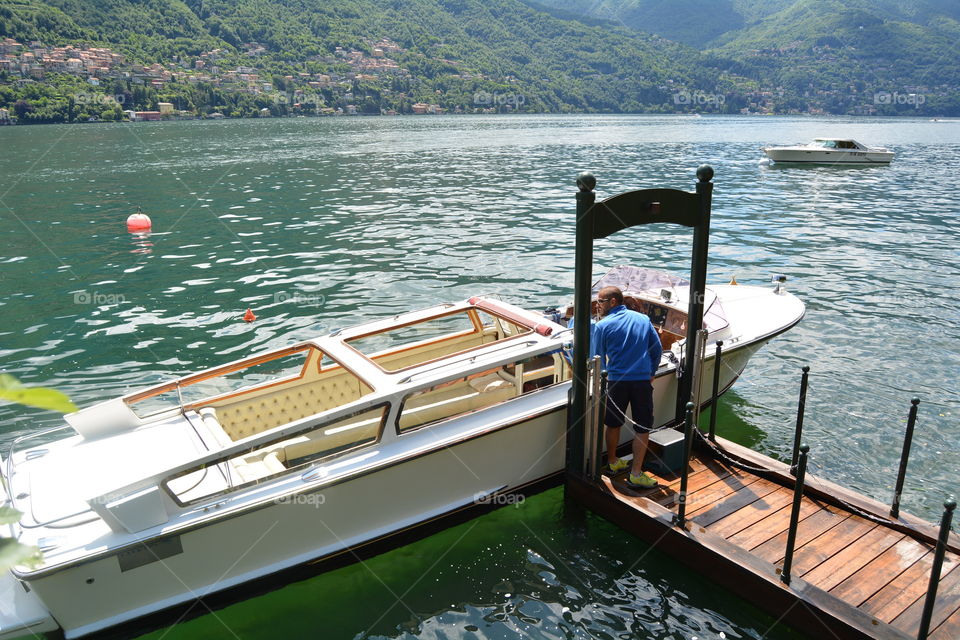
0, 507, 23, 525
0, 538, 42, 571
0, 374, 78, 414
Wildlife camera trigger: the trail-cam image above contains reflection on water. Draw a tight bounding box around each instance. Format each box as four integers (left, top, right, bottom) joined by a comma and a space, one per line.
129, 231, 153, 255
0, 115, 957, 639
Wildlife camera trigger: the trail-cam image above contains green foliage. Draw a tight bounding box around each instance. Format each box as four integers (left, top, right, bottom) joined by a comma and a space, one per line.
0, 373, 78, 413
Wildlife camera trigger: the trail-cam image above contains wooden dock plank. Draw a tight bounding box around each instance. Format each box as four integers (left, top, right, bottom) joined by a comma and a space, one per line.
675, 468, 762, 512
705, 487, 795, 538
690, 477, 784, 527
726, 496, 827, 551
830, 537, 932, 607
801, 525, 905, 591
890, 555, 960, 635
652, 460, 737, 508
860, 551, 958, 623
929, 602, 960, 640
786, 516, 878, 577
751, 503, 848, 564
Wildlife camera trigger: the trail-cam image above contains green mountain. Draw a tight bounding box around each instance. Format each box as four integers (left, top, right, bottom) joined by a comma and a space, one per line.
533, 0, 960, 114
0, 0, 761, 122
0, 0, 957, 121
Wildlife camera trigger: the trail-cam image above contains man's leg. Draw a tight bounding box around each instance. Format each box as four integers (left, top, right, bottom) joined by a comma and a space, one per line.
631, 432, 649, 476
606, 424, 620, 465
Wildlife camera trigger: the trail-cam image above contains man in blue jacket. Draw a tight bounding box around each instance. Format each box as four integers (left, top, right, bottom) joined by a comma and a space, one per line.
595, 286, 663, 488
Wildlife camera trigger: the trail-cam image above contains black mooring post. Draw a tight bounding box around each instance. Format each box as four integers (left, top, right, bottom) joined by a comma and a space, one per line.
708, 340, 723, 442
917, 498, 956, 640
782, 443, 809, 586
790, 366, 810, 475
674, 402, 696, 529
676, 167, 714, 422
566, 172, 596, 477
891, 398, 920, 519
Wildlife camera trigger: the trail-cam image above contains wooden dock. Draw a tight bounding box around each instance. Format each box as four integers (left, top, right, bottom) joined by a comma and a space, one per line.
567, 433, 960, 640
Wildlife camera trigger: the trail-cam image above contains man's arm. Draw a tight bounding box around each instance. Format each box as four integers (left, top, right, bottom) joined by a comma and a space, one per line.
647, 325, 663, 374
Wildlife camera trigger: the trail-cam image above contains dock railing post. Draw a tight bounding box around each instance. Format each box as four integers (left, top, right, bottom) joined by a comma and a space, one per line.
593, 370, 608, 479
781, 443, 809, 586
891, 398, 920, 519
917, 498, 956, 640
790, 366, 810, 475
674, 402, 696, 529
708, 341, 723, 442
584, 356, 603, 478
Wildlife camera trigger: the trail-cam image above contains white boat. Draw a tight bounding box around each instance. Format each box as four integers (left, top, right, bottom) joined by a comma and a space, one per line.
0, 267, 804, 639
762, 138, 894, 165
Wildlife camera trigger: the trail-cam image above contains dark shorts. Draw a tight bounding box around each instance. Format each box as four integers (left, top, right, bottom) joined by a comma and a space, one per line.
605, 379, 654, 434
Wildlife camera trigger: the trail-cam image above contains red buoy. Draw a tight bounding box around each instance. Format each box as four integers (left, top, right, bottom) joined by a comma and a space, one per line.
243, 308, 256, 323
126, 207, 152, 231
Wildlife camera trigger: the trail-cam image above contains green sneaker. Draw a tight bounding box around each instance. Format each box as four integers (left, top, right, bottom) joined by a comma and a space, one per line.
602, 458, 630, 474
626, 472, 657, 489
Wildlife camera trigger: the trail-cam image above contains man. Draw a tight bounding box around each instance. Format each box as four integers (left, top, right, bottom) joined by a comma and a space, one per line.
594, 286, 663, 488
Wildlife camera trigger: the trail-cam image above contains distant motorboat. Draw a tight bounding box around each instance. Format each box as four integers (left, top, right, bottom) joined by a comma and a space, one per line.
762, 138, 894, 165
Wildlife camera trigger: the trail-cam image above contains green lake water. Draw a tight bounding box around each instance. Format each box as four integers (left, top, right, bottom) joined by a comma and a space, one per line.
0, 114, 958, 639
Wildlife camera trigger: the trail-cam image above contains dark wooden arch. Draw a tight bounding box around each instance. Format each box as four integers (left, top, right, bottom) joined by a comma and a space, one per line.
566, 166, 714, 476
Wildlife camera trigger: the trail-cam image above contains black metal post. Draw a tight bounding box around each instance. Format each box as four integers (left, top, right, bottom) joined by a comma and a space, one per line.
891, 398, 920, 519
790, 366, 810, 475
674, 402, 696, 529
917, 498, 956, 640
708, 340, 723, 442
566, 172, 596, 477
676, 167, 714, 422
781, 443, 809, 586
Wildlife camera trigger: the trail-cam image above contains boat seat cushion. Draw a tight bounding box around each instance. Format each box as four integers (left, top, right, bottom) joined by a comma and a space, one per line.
210, 373, 369, 441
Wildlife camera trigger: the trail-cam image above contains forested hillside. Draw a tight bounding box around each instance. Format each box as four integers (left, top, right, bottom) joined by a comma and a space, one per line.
537, 0, 960, 114
0, 0, 957, 123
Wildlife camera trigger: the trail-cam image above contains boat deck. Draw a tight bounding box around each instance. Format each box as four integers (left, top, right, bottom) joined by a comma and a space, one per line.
569, 435, 960, 640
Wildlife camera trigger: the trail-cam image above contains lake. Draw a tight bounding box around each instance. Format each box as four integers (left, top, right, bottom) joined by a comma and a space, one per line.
0, 114, 957, 639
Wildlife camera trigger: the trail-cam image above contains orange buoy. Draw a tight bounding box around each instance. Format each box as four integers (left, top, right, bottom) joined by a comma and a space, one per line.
126, 207, 152, 231
243, 308, 256, 323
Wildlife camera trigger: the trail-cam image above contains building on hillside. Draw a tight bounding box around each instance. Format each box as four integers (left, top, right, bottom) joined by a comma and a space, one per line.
134, 111, 161, 121
157, 102, 174, 115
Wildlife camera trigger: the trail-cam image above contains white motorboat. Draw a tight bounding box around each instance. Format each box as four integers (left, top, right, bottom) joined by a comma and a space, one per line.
0, 267, 804, 639
762, 138, 895, 165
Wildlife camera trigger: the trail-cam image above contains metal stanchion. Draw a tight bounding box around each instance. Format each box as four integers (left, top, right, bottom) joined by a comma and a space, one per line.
890, 398, 920, 519
782, 444, 809, 585
708, 340, 723, 441
674, 402, 696, 529
917, 498, 956, 639
790, 366, 810, 475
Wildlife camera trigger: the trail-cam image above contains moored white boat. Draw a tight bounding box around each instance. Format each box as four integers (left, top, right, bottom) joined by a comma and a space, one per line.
0, 267, 804, 639
762, 138, 894, 165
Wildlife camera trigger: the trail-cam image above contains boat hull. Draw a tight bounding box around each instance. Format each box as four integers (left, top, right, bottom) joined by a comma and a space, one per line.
763, 148, 894, 164
13, 341, 765, 639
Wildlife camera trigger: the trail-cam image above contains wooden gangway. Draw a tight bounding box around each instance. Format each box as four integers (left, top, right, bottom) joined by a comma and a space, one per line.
568, 430, 960, 640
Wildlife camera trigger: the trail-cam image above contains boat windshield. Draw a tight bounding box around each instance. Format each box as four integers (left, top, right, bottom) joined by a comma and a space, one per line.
125, 345, 327, 418
346, 308, 531, 372
591, 265, 728, 333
